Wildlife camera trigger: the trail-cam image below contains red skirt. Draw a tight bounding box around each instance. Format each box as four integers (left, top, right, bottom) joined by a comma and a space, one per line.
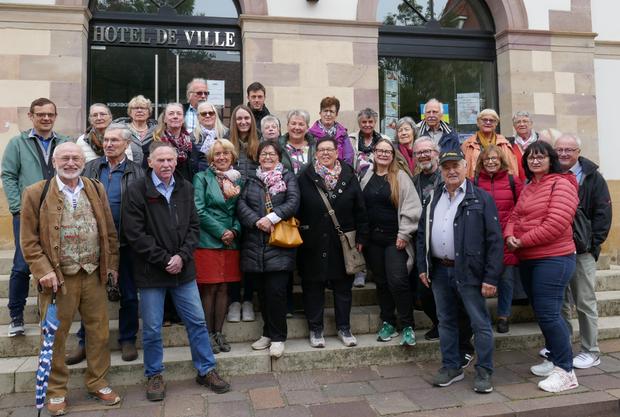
194, 248, 241, 284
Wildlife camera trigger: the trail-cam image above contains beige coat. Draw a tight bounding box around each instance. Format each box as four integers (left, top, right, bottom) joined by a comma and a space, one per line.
20, 177, 119, 287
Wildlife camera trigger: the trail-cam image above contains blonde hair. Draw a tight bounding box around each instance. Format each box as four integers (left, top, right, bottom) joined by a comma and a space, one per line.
229, 104, 259, 162
194, 102, 227, 140
477, 108, 499, 122
127, 95, 152, 116
153, 103, 186, 141
207, 138, 238, 165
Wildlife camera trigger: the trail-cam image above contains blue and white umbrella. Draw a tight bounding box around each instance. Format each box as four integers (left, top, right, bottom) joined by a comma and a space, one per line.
35, 292, 59, 416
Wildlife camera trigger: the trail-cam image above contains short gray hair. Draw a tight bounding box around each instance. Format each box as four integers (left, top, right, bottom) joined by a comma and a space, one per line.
396, 116, 416, 132
261, 115, 281, 131
357, 108, 378, 123
512, 111, 532, 124
186, 78, 208, 99
554, 132, 582, 148
423, 98, 443, 114
287, 109, 310, 126
413, 136, 440, 153
88, 103, 111, 117
105, 123, 132, 142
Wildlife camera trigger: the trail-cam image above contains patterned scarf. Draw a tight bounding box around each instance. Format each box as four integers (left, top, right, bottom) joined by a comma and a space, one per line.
285, 142, 309, 175
199, 126, 217, 154
256, 163, 287, 196
85, 129, 104, 156
162, 129, 193, 163
210, 165, 240, 200
318, 121, 337, 138
314, 159, 342, 191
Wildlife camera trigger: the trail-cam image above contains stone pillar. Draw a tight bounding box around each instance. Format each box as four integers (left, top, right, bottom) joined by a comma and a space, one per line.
240, 15, 380, 131
0, 3, 90, 248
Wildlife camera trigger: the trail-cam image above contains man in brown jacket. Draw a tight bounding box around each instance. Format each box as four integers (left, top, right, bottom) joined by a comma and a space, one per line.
20, 142, 120, 416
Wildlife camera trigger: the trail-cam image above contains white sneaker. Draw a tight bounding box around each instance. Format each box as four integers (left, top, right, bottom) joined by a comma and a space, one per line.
538, 367, 579, 393
269, 341, 285, 358
309, 330, 325, 348
531, 359, 555, 377
353, 272, 366, 288
251, 336, 271, 350
539, 347, 549, 359
242, 301, 255, 322
227, 302, 241, 322
338, 329, 357, 347
573, 352, 601, 369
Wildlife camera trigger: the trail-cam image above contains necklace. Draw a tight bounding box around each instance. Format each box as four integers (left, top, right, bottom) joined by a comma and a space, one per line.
131, 122, 148, 133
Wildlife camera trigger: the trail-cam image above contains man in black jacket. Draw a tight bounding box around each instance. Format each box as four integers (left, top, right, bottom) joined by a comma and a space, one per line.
122, 142, 230, 401
555, 134, 612, 369
247, 81, 270, 136
66, 123, 145, 365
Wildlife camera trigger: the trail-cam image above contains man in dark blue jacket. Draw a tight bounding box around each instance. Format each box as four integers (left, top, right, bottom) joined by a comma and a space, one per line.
416, 99, 461, 153
417, 150, 503, 394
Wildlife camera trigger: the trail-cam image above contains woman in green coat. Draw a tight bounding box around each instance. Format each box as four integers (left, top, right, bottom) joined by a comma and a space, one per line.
193, 138, 242, 353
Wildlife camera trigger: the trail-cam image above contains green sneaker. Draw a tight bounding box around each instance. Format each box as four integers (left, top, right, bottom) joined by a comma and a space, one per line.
377, 322, 398, 342
400, 326, 416, 346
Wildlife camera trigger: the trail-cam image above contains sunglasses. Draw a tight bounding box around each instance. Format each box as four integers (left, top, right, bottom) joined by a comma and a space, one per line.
199, 111, 216, 117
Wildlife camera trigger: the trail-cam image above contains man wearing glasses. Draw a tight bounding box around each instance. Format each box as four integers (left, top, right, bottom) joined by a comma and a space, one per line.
184, 78, 210, 132
1, 97, 69, 337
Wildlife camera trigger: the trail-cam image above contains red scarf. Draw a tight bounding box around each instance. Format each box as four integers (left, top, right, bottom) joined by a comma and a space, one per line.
399, 143, 416, 173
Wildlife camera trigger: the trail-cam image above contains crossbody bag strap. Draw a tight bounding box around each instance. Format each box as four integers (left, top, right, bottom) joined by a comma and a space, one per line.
425, 189, 434, 278
264, 186, 273, 214
314, 183, 343, 236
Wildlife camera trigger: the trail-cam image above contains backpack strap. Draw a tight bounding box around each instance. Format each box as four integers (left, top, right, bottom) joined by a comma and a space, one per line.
38, 178, 53, 209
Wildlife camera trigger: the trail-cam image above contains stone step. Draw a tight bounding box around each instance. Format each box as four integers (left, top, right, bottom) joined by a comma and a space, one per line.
3, 315, 620, 394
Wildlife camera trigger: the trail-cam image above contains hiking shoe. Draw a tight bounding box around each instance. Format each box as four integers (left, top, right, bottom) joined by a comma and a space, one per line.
227, 302, 241, 322
8, 319, 24, 337
89, 386, 121, 406
252, 336, 272, 350
269, 341, 285, 358
209, 333, 221, 354
424, 326, 439, 341
241, 301, 255, 322
377, 322, 398, 342
47, 397, 67, 416
473, 367, 493, 393
496, 318, 509, 333
65, 345, 86, 365
215, 332, 231, 352
338, 329, 357, 347
146, 374, 165, 401
433, 367, 464, 387
121, 342, 138, 362
196, 370, 231, 394
539, 347, 549, 359
531, 359, 555, 377
573, 352, 601, 369
538, 367, 579, 393
353, 271, 366, 288
309, 330, 325, 348
461, 353, 474, 369
400, 326, 416, 346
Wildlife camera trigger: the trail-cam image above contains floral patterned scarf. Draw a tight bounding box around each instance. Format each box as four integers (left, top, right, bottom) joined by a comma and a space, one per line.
256, 163, 287, 196
85, 129, 104, 156
162, 129, 193, 163
314, 159, 342, 191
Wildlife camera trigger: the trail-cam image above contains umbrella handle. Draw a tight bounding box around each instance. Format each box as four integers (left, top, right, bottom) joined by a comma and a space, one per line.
51, 291, 57, 305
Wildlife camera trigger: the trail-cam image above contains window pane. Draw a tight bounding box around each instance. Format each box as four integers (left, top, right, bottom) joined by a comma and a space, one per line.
377, 0, 493, 30
96, 0, 239, 17
378, 57, 497, 139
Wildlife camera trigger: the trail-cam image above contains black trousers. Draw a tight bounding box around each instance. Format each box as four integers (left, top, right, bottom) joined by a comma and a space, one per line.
248, 271, 289, 342
302, 276, 353, 333
414, 267, 474, 354
228, 272, 255, 303
364, 238, 414, 329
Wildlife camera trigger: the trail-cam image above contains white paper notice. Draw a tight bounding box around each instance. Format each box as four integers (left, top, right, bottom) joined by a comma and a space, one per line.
457, 93, 480, 125
207, 80, 225, 107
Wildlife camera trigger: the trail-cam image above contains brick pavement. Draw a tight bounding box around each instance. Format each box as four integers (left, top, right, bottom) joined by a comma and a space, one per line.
2, 342, 620, 416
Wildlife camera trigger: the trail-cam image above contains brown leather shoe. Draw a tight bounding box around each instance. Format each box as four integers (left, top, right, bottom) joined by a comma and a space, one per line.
121, 342, 138, 362
65, 345, 86, 365
146, 374, 166, 401
196, 369, 230, 394
89, 387, 121, 406
47, 398, 67, 416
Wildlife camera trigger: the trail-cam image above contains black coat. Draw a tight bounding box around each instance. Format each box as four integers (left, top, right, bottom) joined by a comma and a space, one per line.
235, 146, 259, 184
236, 169, 300, 272
122, 170, 200, 288
297, 163, 369, 282
578, 156, 612, 260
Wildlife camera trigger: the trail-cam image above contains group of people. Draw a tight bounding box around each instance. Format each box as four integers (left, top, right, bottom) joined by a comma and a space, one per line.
0, 79, 612, 415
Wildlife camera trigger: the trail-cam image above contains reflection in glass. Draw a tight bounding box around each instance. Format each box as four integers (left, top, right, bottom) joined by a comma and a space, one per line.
96, 0, 239, 17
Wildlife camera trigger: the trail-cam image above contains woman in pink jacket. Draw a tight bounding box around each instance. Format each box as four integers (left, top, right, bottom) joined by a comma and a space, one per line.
505, 141, 578, 393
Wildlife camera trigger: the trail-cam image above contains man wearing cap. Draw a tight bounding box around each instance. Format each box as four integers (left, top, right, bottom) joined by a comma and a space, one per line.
416, 150, 503, 394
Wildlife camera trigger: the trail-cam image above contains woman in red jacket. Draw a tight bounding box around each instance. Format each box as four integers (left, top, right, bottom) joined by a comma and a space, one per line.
475, 145, 523, 333
505, 141, 579, 393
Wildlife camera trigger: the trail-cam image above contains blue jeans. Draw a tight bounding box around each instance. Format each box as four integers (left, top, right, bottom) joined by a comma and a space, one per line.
519, 254, 576, 372
431, 263, 494, 372
496, 265, 515, 318
139, 280, 216, 378
77, 246, 139, 347
8, 215, 31, 321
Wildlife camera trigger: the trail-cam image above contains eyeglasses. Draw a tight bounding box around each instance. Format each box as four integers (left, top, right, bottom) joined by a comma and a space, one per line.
555, 147, 579, 154
199, 111, 216, 117
483, 156, 499, 162
375, 149, 394, 156
480, 118, 497, 124
33, 112, 56, 119
214, 151, 232, 158
317, 148, 336, 154
90, 112, 110, 118
414, 149, 434, 157
259, 152, 278, 158
130, 106, 149, 111
57, 155, 83, 162
514, 119, 531, 125
192, 91, 210, 96
527, 155, 549, 162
